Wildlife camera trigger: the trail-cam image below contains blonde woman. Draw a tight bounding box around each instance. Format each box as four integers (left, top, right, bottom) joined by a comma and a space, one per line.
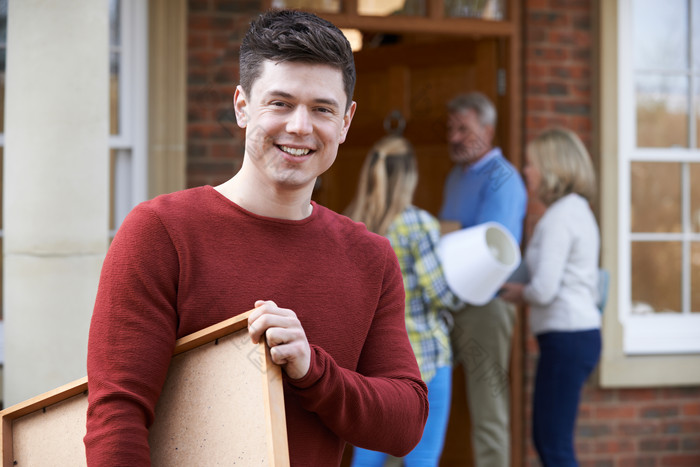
346, 135, 463, 467
501, 128, 601, 467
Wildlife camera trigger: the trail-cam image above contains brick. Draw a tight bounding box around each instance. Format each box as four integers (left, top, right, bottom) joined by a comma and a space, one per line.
210, 142, 240, 159
594, 405, 637, 419
572, 11, 591, 30
618, 457, 657, 467
526, 97, 554, 112
551, 64, 590, 80
681, 437, 700, 451
659, 454, 700, 466
641, 406, 681, 419
662, 387, 700, 399
579, 460, 613, 467
683, 402, 700, 416
188, 107, 210, 123
188, 32, 209, 48
639, 437, 680, 452
529, 46, 569, 61
528, 10, 569, 28
662, 420, 700, 434
527, 27, 548, 43
592, 439, 635, 454
554, 101, 590, 115
214, 66, 239, 85
187, 160, 238, 176
216, 0, 259, 13
188, 143, 207, 159
619, 388, 660, 402
549, 30, 576, 45
189, 50, 224, 68
618, 421, 659, 436
577, 423, 613, 437
552, 0, 590, 8
546, 82, 569, 96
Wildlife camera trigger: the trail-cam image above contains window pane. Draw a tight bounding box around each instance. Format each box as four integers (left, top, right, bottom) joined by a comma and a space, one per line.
630, 162, 682, 233
694, 0, 700, 70
0, 0, 6, 44
110, 0, 120, 47
0, 147, 3, 230
359, 0, 425, 16
271, 0, 341, 13
693, 242, 700, 313
445, 0, 504, 19
110, 51, 120, 136
1, 147, 3, 319
634, 0, 687, 71
631, 241, 682, 314
109, 149, 117, 232
636, 74, 688, 148
692, 163, 700, 233
0, 0, 6, 134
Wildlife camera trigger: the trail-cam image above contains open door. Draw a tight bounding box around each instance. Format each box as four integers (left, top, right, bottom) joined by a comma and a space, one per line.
329, 35, 521, 467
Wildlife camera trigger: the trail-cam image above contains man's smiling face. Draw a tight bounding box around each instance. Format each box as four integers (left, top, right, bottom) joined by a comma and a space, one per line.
234, 60, 356, 193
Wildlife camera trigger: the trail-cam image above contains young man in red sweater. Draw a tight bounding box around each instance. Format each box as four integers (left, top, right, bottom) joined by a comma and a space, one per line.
84, 9, 428, 466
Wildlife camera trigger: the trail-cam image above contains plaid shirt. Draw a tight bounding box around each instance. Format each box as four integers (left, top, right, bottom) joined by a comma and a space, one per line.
385, 206, 465, 383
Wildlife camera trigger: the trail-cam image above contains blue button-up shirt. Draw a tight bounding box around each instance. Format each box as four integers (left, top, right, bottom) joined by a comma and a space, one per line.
439, 147, 527, 243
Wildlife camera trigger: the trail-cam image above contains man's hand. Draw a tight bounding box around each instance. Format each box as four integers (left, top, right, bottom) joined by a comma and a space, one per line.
248, 300, 311, 380
499, 282, 525, 305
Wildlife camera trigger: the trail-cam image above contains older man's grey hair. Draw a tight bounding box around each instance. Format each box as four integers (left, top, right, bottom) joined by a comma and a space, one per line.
447, 92, 497, 129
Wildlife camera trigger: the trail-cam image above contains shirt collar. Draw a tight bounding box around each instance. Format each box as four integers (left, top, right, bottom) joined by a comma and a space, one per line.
465, 147, 502, 172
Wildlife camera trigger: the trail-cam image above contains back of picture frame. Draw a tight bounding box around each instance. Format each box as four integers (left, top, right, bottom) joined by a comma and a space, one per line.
0, 311, 289, 467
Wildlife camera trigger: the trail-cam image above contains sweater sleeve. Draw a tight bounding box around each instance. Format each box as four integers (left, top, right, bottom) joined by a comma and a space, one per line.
523, 214, 572, 306
285, 244, 429, 457
84, 204, 179, 466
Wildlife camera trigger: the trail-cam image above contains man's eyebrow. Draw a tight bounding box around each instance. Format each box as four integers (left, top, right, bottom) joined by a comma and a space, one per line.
267, 90, 341, 109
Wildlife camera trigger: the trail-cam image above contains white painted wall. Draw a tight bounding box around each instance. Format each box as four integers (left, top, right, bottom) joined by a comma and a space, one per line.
3, 0, 109, 406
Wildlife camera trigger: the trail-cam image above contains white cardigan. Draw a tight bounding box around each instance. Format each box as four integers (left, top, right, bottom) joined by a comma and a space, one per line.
523, 194, 602, 335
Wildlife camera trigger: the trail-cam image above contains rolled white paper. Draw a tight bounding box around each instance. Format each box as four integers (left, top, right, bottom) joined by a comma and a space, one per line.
438, 221, 521, 306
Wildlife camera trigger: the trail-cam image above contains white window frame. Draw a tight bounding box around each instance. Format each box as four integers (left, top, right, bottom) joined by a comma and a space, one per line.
618, 0, 700, 355
109, 0, 148, 237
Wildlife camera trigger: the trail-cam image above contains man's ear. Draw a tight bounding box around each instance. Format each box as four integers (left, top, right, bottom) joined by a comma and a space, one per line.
233, 85, 248, 128
339, 101, 357, 144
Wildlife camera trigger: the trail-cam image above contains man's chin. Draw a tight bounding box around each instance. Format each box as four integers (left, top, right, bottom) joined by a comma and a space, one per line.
450, 152, 475, 165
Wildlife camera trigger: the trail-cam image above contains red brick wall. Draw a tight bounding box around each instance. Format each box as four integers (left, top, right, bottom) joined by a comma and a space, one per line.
187, 0, 259, 188
185, 2, 700, 465
522, 1, 700, 466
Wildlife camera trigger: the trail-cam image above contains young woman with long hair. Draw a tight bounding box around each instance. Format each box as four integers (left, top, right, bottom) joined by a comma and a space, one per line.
346, 135, 463, 467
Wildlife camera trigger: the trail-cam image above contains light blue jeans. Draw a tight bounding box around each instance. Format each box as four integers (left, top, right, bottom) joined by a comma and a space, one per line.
350, 365, 452, 467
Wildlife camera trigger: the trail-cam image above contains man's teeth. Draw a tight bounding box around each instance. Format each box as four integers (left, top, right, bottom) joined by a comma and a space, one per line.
280, 146, 310, 156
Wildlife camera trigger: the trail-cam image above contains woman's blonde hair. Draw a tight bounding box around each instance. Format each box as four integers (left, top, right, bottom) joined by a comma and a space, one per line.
527, 127, 597, 206
345, 135, 418, 236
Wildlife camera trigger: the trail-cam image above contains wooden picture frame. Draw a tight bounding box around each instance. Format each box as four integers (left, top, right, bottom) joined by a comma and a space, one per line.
0, 311, 289, 466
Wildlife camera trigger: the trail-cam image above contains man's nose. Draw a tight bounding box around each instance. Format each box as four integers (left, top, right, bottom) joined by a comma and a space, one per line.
287, 107, 313, 135
448, 129, 462, 144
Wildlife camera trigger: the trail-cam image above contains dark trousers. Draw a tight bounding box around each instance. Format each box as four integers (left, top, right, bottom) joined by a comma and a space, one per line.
533, 329, 601, 467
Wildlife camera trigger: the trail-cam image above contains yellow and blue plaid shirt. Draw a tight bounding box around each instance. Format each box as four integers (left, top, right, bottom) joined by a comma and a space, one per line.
385, 206, 465, 383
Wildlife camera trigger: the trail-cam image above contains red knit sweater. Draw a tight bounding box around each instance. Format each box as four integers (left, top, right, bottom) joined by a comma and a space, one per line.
85, 186, 428, 466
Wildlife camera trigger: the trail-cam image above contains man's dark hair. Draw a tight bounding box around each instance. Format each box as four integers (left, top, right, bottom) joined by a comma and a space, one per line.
240, 9, 356, 111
